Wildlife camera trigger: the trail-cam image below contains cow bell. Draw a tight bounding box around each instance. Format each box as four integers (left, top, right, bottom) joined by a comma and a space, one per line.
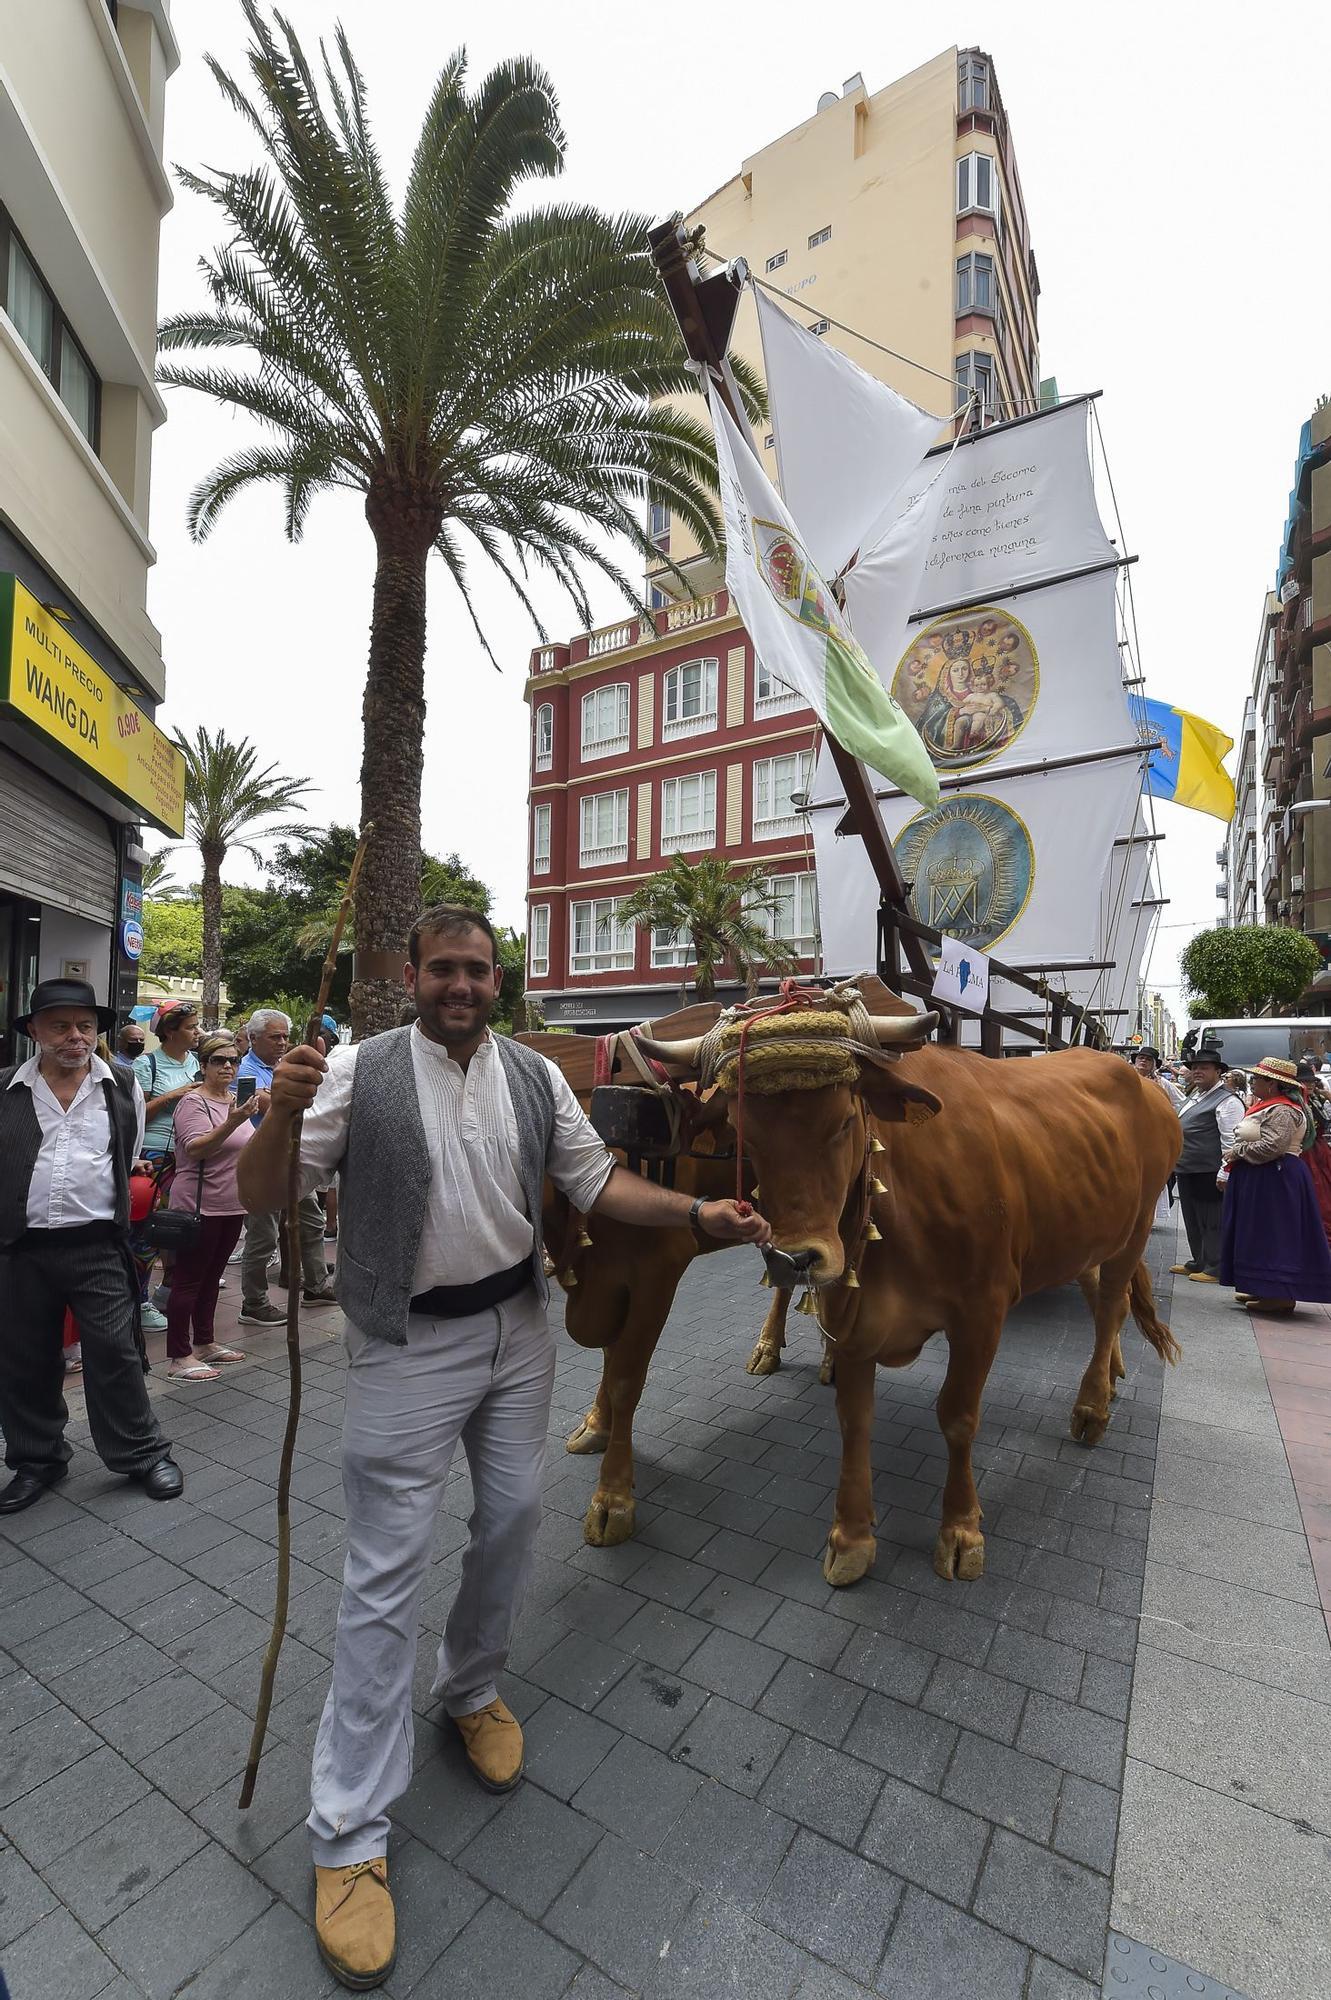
560, 1269, 579, 1288
843, 1267, 860, 1290
577, 1231, 594, 1249
869, 1135, 885, 1154
870, 1176, 888, 1197
865, 1221, 882, 1243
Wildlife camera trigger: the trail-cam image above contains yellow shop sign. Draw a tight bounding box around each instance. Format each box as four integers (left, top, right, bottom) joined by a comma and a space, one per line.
0, 573, 185, 835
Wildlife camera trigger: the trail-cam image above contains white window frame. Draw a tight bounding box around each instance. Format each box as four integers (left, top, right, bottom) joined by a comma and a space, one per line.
662, 657, 719, 740
808, 225, 832, 249
532, 801, 552, 875
765, 250, 788, 273
956, 151, 999, 222
956, 349, 997, 421
753, 750, 814, 838
958, 53, 990, 113
750, 873, 819, 959
534, 702, 554, 771
955, 251, 995, 318
529, 904, 550, 978
660, 770, 717, 854
579, 788, 629, 865
580, 682, 630, 760
754, 658, 809, 719
810, 319, 830, 337
651, 926, 692, 969
570, 896, 635, 974
649, 499, 671, 550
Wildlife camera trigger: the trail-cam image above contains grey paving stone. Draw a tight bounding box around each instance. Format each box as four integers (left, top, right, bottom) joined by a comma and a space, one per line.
9, 1602, 132, 1680
0, 1837, 57, 1946
972, 1826, 1111, 1978
688, 1572, 785, 1638
162, 1602, 270, 1678
873, 1883, 1029, 2000
683, 1626, 784, 1706
557, 1576, 646, 1641
546, 1832, 697, 1988
90, 1844, 273, 1997
638, 1506, 720, 1559
941, 1729, 1062, 1842
393, 1742, 504, 1858
986, 1624, 1085, 1699
794, 1962, 882, 2000
695, 1527, 781, 1584
1045, 1597, 1137, 1665
572, 1732, 702, 1853
191, 1739, 314, 1861
174, 1897, 337, 1997
841, 1692, 957, 1791
0, 1905, 126, 2000
0, 1668, 57, 1738
760, 1827, 902, 1983
644, 1885, 807, 1999
1, 1578, 89, 1646
0, 1710, 101, 1808
122, 1578, 233, 1647
758, 1733, 883, 1848
47, 1631, 176, 1718
612, 1600, 711, 1673
1018, 1691, 1126, 1789
377, 1837, 492, 1997
858, 1775, 990, 1906
1054, 1773, 1119, 1875
901, 1591, 997, 1669
757, 1598, 855, 1671
630, 1548, 714, 1610
0, 1742, 149, 1869
834, 1626, 936, 1703
1025, 1958, 1099, 2000
522, 1696, 619, 1801
593, 1659, 709, 1751
758, 1656, 865, 1747
671, 1692, 791, 1797
455, 1780, 601, 1918
919, 1657, 1026, 1745
527, 1630, 633, 1712
0, 1554, 50, 1609
656, 1780, 795, 1909
1078, 1651, 1133, 1723
46, 1788, 209, 1931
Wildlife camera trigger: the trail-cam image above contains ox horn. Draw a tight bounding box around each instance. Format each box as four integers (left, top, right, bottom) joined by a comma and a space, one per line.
632, 1031, 706, 1071
868, 1010, 939, 1046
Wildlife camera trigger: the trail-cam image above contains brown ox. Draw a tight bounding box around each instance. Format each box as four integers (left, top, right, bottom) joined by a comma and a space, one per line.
637, 1007, 1182, 1586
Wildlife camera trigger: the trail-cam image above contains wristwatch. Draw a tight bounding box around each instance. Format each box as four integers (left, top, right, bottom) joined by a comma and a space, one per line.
688, 1196, 707, 1232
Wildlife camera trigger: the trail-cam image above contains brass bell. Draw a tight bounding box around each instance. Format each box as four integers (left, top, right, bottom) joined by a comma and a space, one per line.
869, 1135, 885, 1154
759, 1270, 772, 1288
577, 1231, 594, 1249
870, 1176, 887, 1196
750, 1186, 760, 1202
796, 1289, 818, 1316
560, 1269, 579, 1288
843, 1267, 860, 1290
865, 1221, 882, 1243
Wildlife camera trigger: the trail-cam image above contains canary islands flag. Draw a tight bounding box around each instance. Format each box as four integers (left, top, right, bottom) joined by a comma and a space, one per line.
1140, 698, 1235, 822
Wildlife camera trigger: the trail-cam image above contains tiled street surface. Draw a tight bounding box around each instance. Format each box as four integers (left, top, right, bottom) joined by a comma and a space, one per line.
2, 1220, 1327, 1999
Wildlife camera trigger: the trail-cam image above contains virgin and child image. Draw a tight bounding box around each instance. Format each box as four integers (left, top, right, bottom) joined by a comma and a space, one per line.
893, 609, 1040, 768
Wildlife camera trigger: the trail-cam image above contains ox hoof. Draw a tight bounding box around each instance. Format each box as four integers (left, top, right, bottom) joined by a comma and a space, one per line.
566, 1417, 610, 1456
1069, 1405, 1109, 1446
584, 1494, 636, 1547
746, 1340, 782, 1377
933, 1526, 985, 1581
823, 1538, 876, 1587
818, 1352, 836, 1388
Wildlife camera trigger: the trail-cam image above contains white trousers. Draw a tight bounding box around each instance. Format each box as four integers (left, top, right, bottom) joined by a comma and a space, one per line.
307, 1286, 555, 1867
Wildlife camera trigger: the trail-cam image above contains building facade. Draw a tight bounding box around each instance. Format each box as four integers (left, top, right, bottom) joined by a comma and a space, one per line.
1221, 403, 1331, 1007
525, 48, 1042, 1027
0, 0, 183, 1062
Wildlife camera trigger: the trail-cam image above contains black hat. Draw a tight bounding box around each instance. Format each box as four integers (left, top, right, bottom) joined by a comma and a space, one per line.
1134, 1046, 1161, 1062
1182, 1044, 1224, 1069
14, 978, 116, 1037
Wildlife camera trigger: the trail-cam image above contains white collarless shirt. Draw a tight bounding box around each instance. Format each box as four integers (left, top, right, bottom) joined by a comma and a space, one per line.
10, 1054, 146, 1229
298, 1026, 613, 1294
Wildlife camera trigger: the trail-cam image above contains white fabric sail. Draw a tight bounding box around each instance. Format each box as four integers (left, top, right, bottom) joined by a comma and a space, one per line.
755, 286, 946, 582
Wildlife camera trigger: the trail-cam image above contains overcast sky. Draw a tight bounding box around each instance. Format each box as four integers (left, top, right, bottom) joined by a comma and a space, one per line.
148, 0, 1330, 1023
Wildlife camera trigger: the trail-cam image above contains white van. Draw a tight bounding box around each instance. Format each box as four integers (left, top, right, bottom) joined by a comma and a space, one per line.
1186, 1018, 1331, 1071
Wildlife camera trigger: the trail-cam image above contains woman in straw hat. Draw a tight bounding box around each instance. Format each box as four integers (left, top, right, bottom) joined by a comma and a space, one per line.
1219, 1055, 1331, 1313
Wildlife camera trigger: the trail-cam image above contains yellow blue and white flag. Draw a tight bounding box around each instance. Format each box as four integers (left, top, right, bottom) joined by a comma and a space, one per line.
1140, 698, 1235, 821
707, 378, 940, 808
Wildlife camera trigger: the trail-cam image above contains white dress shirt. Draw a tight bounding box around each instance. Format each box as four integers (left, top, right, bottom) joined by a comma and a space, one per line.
10, 1053, 146, 1229
298, 1026, 614, 1294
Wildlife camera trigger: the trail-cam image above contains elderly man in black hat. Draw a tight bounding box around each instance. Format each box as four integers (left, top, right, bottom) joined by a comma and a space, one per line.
0, 979, 183, 1512
1170, 1043, 1244, 1285
1133, 1045, 1184, 1111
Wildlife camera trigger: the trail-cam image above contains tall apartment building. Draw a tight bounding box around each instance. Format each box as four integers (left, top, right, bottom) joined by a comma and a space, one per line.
0, 0, 182, 1061
525, 48, 1042, 1028
1221, 403, 1331, 1006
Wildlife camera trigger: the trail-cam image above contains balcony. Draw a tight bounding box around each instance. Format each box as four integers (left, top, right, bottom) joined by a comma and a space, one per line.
661, 826, 716, 855
588, 619, 642, 659
579, 840, 629, 868
661, 706, 718, 743
662, 592, 723, 634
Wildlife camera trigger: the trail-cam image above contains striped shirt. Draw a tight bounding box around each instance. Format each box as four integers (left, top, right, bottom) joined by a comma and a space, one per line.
298, 1026, 612, 1293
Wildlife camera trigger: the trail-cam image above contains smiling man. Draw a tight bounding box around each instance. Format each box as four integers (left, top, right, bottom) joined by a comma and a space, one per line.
238, 903, 769, 1990
0, 979, 182, 1513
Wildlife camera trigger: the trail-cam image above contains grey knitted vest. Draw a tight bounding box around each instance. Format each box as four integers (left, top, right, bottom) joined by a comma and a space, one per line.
335, 1028, 556, 1345
0, 1064, 139, 1246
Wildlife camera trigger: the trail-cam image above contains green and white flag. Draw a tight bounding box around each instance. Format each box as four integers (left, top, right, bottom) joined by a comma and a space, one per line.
707, 378, 940, 808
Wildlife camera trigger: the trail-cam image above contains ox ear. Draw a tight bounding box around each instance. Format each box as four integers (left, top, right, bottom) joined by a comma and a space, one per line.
853, 1048, 942, 1126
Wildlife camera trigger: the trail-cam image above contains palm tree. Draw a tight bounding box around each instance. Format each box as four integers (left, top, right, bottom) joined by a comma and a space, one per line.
158, 5, 762, 1035
173, 726, 312, 1025
619, 856, 802, 1002
140, 847, 182, 898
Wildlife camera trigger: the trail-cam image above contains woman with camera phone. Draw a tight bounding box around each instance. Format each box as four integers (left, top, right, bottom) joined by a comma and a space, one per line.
164, 1033, 270, 1380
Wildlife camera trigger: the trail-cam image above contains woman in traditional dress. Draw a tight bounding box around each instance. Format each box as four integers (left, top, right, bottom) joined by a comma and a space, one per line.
1219, 1055, 1331, 1314
1295, 1056, 1331, 1249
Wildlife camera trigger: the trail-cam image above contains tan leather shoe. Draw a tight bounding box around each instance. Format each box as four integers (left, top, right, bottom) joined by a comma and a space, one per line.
314, 1858, 396, 1990
1187, 1271, 1220, 1285
454, 1698, 524, 1792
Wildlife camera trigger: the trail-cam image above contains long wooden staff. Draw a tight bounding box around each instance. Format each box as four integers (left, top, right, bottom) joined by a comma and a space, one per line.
240, 829, 371, 1807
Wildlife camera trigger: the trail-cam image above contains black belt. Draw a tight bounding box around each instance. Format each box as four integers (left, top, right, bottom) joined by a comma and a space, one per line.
5, 1220, 124, 1251
410, 1259, 532, 1319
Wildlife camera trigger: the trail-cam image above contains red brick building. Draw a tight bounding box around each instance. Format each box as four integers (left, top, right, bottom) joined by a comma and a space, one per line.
524, 592, 821, 1027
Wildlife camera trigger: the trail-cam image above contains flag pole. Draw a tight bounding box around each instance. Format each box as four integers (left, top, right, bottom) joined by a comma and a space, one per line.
647, 215, 935, 989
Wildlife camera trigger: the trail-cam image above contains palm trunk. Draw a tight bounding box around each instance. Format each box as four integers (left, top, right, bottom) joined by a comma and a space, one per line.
200, 840, 225, 1027
351, 480, 440, 1038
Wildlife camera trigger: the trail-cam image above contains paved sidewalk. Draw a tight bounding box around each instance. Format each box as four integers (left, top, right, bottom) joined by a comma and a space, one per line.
0, 1218, 1321, 1999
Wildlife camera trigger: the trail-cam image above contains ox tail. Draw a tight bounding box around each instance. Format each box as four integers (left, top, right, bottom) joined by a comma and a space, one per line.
1129, 1261, 1181, 1366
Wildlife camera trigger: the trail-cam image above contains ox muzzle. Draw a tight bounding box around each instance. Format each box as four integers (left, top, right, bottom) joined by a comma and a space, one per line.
761, 1243, 821, 1289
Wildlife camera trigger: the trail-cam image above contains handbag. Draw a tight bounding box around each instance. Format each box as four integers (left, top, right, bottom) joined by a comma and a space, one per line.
144, 1104, 213, 1253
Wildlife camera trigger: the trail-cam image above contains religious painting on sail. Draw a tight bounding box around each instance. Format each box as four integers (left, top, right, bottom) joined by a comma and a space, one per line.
897, 795, 1035, 950
892, 609, 1039, 769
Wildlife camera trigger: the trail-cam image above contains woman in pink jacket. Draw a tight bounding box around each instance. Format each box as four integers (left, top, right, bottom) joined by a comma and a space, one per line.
166, 1032, 270, 1380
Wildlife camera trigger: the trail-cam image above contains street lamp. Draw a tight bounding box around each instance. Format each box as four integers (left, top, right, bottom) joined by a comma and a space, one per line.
1289, 800, 1331, 815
